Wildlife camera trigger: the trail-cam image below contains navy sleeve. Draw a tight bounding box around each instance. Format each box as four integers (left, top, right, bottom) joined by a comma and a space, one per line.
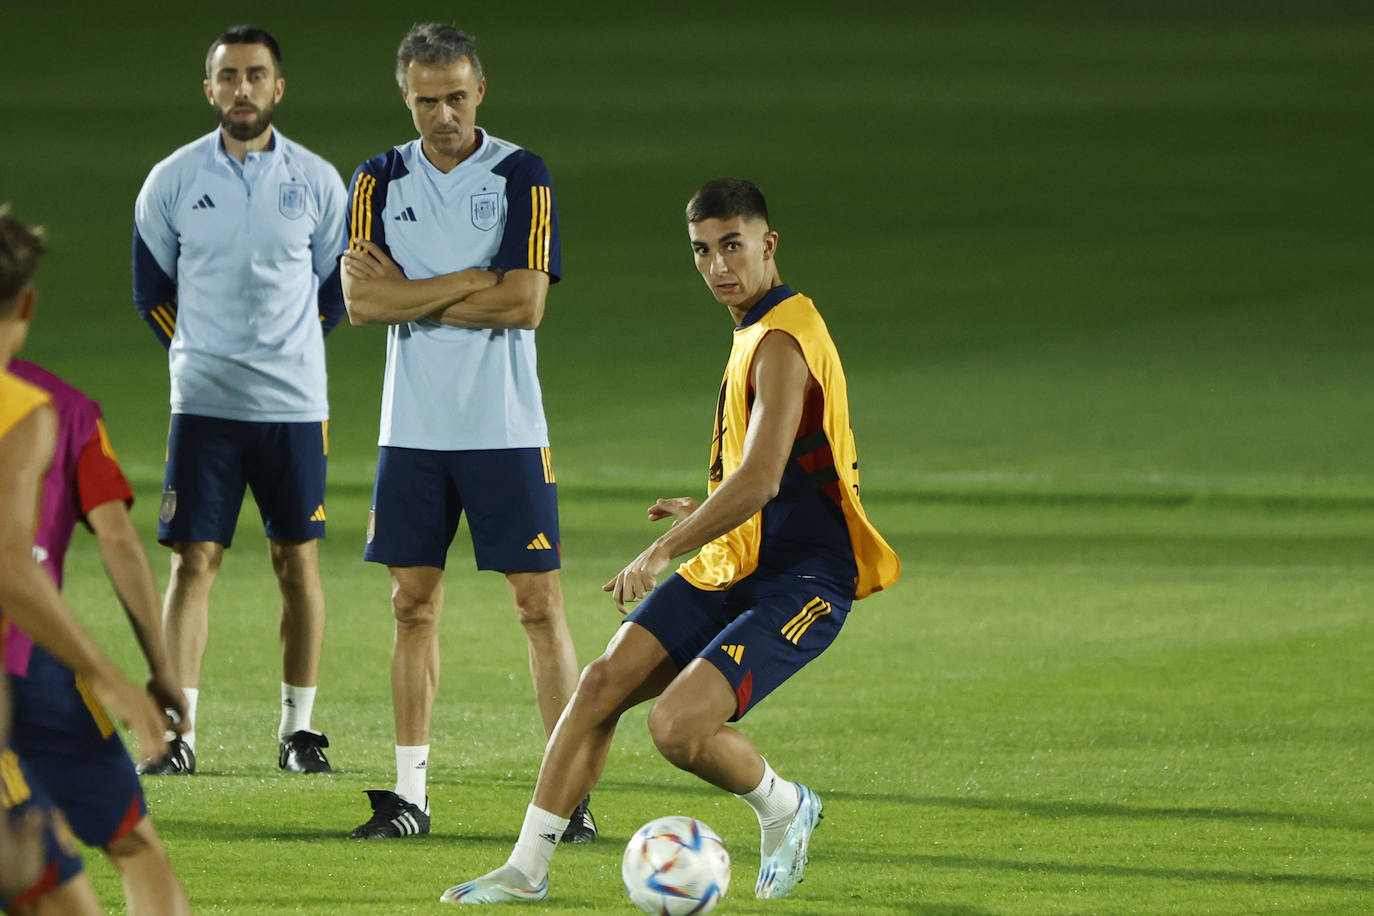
317, 263, 345, 336
345, 158, 394, 259
131, 228, 178, 349
492, 151, 561, 283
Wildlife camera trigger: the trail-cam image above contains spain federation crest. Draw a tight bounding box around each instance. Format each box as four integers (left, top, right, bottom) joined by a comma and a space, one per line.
279, 182, 306, 220
159, 487, 177, 524
470, 191, 499, 231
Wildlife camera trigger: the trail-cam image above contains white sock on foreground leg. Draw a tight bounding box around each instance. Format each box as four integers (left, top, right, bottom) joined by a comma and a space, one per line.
505, 804, 570, 887
735, 758, 801, 855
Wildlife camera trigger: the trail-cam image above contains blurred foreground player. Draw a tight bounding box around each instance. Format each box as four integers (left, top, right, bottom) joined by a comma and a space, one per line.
0, 209, 171, 911
441, 178, 900, 904
132, 25, 347, 775
6, 358, 191, 916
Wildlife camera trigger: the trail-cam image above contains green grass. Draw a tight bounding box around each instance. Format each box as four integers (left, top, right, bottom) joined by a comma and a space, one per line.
5, 0, 1374, 912
57, 493, 1374, 914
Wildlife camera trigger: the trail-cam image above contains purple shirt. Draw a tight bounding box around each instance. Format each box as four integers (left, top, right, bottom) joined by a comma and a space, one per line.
2, 360, 103, 676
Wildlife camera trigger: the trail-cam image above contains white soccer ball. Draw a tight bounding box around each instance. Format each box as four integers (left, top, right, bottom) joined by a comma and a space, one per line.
621, 815, 731, 915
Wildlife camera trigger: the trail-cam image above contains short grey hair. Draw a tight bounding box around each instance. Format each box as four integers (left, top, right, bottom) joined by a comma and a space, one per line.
395, 23, 483, 89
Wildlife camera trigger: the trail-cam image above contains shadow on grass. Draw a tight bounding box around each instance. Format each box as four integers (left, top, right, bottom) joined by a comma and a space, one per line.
888, 852, 1374, 892
597, 779, 1373, 833
154, 818, 523, 845
870, 793, 1374, 833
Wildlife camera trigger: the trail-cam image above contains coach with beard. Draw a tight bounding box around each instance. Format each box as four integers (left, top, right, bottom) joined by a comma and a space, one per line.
131, 25, 347, 778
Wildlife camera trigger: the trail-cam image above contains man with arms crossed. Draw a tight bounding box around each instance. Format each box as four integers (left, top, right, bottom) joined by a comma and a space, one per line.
340, 23, 591, 843
1, 206, 171, 914
132, 25, 348, 775
441, 178, 900, 904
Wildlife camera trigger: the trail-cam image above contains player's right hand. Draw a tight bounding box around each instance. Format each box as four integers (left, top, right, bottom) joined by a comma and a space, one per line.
647, 497, 700, 523
90, 670, 170, 764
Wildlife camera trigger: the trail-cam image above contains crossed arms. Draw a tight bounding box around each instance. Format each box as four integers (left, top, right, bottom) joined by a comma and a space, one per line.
341, 240, 549, 330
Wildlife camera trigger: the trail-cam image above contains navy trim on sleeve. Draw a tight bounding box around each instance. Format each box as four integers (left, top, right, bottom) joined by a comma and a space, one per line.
345, 149, 408, 259
132, 228, 178, 349
491, 149, 562, 282
317, 263, 345, 336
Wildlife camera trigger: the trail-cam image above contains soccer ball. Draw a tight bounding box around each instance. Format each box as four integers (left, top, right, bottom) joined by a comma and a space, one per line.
622, 816, 731, 915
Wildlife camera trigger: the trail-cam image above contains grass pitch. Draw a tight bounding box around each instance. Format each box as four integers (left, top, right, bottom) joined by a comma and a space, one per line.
4, 0, 1373, 913
61, 495, 1374, 914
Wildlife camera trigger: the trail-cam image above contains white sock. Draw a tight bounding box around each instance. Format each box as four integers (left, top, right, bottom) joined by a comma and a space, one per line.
506, 804, 568, 886
278, 683, 317, 739
181, 687, 199, 751
735, 759, 800, 854
395, 745, 430, 808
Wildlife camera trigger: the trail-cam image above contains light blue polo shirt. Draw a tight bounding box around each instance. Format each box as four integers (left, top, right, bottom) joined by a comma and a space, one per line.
346, 131, 562, 451
133, 129, 347, 423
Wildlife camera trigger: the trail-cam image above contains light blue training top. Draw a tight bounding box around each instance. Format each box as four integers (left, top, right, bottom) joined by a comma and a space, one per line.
345, 131, 562, 451
133, 129, 348, 423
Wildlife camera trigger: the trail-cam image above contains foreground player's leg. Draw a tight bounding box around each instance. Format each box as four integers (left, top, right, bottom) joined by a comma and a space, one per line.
351, 565, 443, 838
648, 659, 820, 899
103, 816, 190, 916
270, 538, 331, 773
440, 624, 677, 904
505, 570, 595, 843
141, 541, 220, 775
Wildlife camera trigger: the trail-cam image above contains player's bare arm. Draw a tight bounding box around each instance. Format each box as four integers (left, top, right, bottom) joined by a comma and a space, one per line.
86, 499, 189, 731
604, 330, 811, 613
430, 268, 550, 330
0, 410, 169, 763
342, 238, 499, 326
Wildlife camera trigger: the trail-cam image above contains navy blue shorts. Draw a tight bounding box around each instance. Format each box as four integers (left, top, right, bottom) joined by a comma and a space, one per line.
1, 743, 85, 911
626, 573, 851, 721
365, 446, 561, 572
10, 648, 146, 848
158, 414, 328, 547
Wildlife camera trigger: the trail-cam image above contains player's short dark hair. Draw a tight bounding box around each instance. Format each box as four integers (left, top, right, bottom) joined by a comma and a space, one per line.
0, 204, 46, 316
206, 25, 283, 79
686, 178, 770, 225
396, 24, 483, 89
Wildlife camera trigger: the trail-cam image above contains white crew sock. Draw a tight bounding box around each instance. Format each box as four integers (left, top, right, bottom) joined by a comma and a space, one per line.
735, 759, 800, 854
506, 804, 569, 886
395, 745, 430, 808
181, 687, 200, 751
278, 683, 317, 739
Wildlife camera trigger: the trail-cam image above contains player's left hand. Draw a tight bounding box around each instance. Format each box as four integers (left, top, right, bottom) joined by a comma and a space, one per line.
604, 543, 671, 615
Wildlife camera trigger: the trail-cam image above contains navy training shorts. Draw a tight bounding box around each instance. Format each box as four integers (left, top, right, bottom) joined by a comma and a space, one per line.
0, 744, 85, 911
365, 446, 560, 572
626, 572, 851, 721
10, 648, 146, 848
158, 413, 328, 547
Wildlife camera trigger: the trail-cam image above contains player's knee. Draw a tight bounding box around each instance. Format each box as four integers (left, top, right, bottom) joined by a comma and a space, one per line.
170, 542, 222, 580
103, 818, 163, 864
647, 702, 704, 771
391, 588, 440, 631
512, 594, 563, 631
509, 577, 563, 630
573, 656, 628, 718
